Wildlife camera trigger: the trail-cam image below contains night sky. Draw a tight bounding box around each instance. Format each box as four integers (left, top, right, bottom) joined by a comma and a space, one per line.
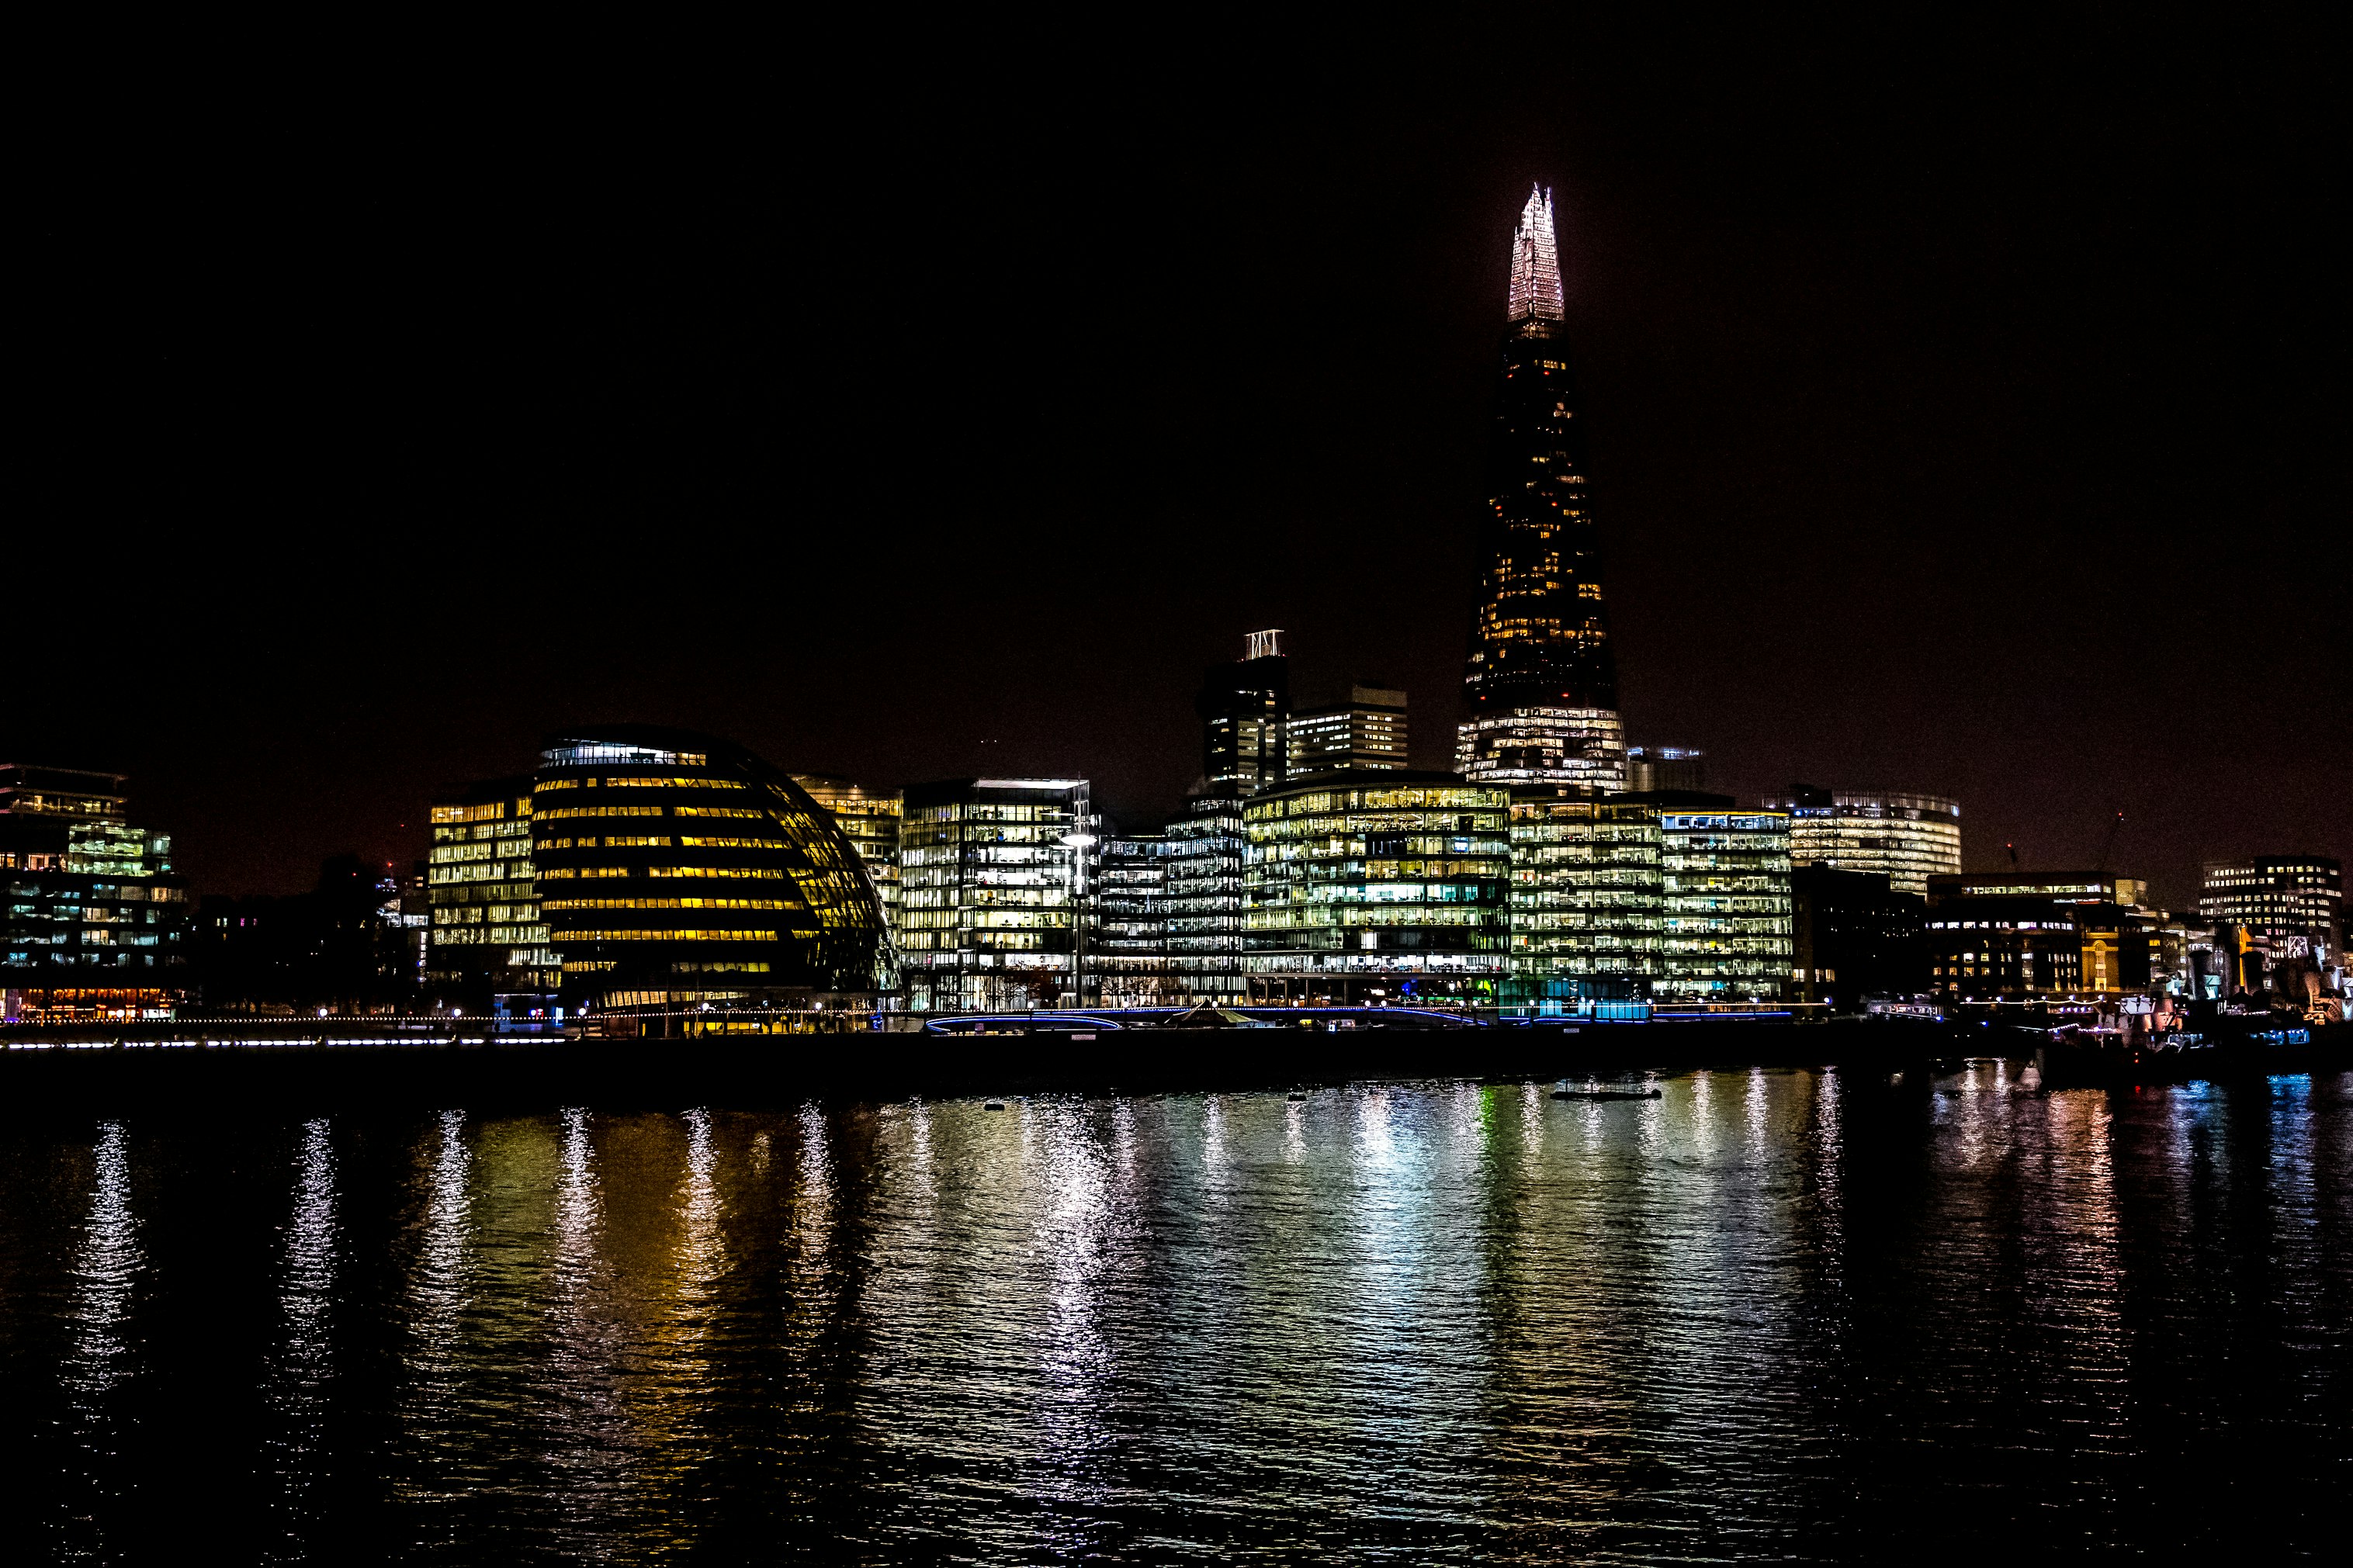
20, 33, 2348, 909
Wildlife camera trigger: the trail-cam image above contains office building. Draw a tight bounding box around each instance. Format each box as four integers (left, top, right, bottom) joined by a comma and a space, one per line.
1649, 796, 1793, 1002
2199, 857, 2342, 967
1458, 187, 1627, 792
1241, 771, 1509, 1005
1197, 630, 1290, 798
532, 727, 895, 1012
1290, 686, 1409, 775
1771, 785, 1962, 898
791, 774, 903, 933
0, 763, 191, 1019
425, 775, 558, 1008
1929, 872, 2147, 908
1788, 866, 1925, 1011
1505, 788, 1661, 1010
1924, 898, 2087, 1001
1092, 832, 1175, 1006
1163, 794, 1247, 1005
898, 777, 1093, 1012
1624, 747, 1706, 794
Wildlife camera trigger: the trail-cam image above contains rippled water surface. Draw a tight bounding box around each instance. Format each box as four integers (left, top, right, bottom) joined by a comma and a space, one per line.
2, 1067, 2348, 1562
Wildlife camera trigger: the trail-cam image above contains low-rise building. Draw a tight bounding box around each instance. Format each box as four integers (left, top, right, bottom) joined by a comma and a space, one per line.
0, 763, 191, 1019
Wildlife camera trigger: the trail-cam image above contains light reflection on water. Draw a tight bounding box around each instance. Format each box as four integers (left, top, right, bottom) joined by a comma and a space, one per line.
2, 1069, 2348, 1560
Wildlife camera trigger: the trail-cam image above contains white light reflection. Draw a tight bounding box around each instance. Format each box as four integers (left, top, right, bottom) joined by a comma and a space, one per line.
279, 1118, 337, 1384
67, 1120, 141, 1401
789, 1104, 829, 1282
412, 1109, 470, 1359
268, 1118, 338, 1528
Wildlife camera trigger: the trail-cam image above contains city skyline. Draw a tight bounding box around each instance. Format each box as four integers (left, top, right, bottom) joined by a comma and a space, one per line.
17, 54, 2346, 909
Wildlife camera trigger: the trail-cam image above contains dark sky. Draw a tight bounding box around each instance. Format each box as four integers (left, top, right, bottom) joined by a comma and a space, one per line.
19, 29, 2349, 909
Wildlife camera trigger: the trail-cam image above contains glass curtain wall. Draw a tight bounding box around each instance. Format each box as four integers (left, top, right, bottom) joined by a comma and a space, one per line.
898, 778, 1093, 1013
1655, 807, 1793, 1002
1505, 791, 1661, 1010
1164, 795, 1246, 1005
1242, 772, 1509, 1006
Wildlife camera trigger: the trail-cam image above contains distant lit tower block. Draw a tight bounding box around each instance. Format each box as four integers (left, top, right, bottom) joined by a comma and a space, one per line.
1289, 684, 1409, 776
1459, 185, 1627, 792
1197, 630, 1290, 797
1769, 785, 1961, 898
1506, 789, 1661, 1011
2198, 855, 2343, 974
790, 774, 903, 935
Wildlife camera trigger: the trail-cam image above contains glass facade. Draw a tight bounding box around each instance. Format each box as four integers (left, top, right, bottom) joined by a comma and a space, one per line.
1460, 188, 1625, 792
425, 775, 557, 1006
1289, 685, 1409, 776
532, 729, 894, 1012
1242, 772, 1509, 1005
1091, 833, 1175, 1006
790, 774, 903, 936
1771, 786, 1962, 898
1505, 790, 1661, 1009
897, 777, 1093, 1012
1163, 794, 1246, 1005
0, 764, 191, 1019
1655, 806, 1793, 1002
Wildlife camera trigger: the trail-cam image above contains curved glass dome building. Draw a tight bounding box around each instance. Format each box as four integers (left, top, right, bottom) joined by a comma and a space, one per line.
531, 727, 896, 1012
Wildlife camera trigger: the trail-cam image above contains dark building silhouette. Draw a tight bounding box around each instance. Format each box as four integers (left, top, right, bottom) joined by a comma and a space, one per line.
195, 855, 418, 1012
1197, 630, 1290, 798
1789, 865, 1927, 1011
1458, 186, 1626, 791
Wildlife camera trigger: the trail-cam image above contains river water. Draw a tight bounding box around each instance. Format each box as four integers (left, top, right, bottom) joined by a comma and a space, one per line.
1, 1064, 2345, 1562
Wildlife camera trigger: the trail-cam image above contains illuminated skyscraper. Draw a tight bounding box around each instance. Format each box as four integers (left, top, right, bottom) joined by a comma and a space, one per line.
1458, 185, 1626, 791
1198, 630, 1290, 798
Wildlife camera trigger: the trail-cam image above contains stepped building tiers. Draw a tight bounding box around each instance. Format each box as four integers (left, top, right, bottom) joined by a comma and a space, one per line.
1458, 186, 1627, 791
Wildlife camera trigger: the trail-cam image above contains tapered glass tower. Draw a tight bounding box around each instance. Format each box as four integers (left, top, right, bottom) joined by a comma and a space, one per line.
1457, 185, 1627, 791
